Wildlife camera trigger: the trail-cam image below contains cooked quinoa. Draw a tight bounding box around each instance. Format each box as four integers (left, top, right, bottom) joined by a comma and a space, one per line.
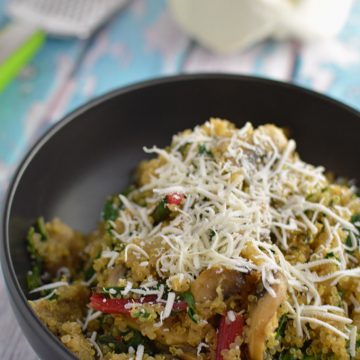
27, 119, 360, 360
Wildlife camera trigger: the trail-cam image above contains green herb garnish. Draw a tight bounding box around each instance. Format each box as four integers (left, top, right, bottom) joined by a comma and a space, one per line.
26, 263, 42, 291
345, 214, 360, 250
276, 350, 296, 360
133, 309, 151, 320
101, 287, 125, 298
36, 217, 48, 241
276, 314, 288, 339
97, 334, 123, 353
198, 144, 213, 156
151, 198, 170, 225
125, 329, 155, 355
26, 221, 45, 291
102, 195, 122, 221
180, 291, 197, 323
84, 267, 95, 282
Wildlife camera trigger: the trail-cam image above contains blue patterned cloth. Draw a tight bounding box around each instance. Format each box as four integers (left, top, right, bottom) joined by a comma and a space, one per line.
0, 0, 360, 194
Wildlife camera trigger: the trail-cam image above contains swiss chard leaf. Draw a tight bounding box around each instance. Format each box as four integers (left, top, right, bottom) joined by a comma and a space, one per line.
198, 144, 213, 156
26, 222, 44, 291
276, 350, 296, 360
102, 195, 122, 221
180, 291, 197, 323
151, 198, 170, 225
84, 267, 95, 282
26, 263, 42, 291
276, 314, 288, 339
97, 334, 123, 353
36, 217, 48, 241
125, 329, 155, 355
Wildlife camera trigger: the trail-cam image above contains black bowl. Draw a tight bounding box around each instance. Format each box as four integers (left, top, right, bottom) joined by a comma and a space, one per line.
2, 74, 360, 359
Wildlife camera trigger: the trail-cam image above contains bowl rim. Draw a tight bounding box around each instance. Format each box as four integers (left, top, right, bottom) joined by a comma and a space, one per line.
1, 73, 360, 358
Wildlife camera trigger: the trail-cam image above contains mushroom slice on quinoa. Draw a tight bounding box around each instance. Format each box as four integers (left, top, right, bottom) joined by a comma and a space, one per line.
191, 267, 258, 304
247, 273, 288, 360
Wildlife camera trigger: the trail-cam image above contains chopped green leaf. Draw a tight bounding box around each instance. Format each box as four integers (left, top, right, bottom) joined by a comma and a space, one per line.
300, 340, 321, 360
325, 252, 340, 261
133, 309, 151, 320
26, 224, 44, 292
151, 198, 170, 225
345, 234, 353, 248
97, 334, 123, 353
276, 350, 296, 360
325, 252, 335, 258
351, 214, 360, 226
26, 263, 42, 291
198, 144, 213, 156
276, 314, 288, 339
84, 267, 95, 282
345, 214, 360, 251
125, 329, 155, 355
27, 227, 37, 260
98, 329, 155, 354
102, 195, 122, 221
101, 287, 125, 298
180, 291, 197, 323
181, 291, 195, 308
36, 217, 48, 241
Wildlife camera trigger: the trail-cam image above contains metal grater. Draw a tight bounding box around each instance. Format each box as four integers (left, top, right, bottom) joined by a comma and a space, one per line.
7, 0, 128, 38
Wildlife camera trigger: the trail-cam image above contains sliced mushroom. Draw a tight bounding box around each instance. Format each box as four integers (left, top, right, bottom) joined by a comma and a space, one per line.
247, 273, 287, 360
191, 267, 256, 304
106, 264, 126, 285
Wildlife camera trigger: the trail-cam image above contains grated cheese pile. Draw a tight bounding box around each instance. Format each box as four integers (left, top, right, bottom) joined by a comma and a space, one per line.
108, 120, 360, 342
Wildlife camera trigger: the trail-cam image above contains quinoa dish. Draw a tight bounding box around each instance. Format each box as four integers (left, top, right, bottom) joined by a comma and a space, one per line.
27, 119, 360, 360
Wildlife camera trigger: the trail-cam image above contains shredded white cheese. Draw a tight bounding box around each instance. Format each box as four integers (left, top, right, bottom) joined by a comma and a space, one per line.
56, 266, 71, 279
29, 281, 68, 294
162, 292, 176, 319
33, 289, 57, 301
227, 310, 236, 322
88, 332, 103, 359
121, 281, 133, 296
350, 325, 357, 357
124, 244, 149, 262
135, 344, 144, 360
101, 250, 119, 268
82, 309, 102, 331
108, 121, 360, 340
197, 342, 209, 356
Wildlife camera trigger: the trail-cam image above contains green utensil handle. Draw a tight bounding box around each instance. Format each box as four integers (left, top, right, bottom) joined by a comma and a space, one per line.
0, 22, 45, 93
